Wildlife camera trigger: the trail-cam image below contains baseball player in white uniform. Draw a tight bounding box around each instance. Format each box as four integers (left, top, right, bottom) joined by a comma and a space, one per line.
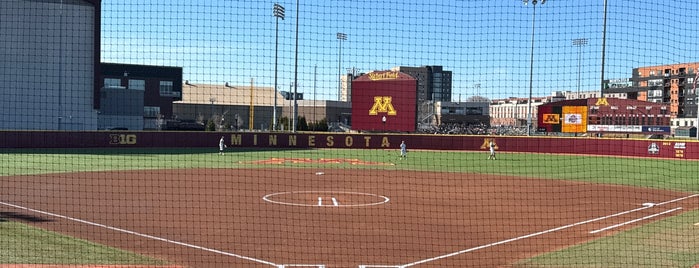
219, 136, 226, 155
400, 141, 407, 159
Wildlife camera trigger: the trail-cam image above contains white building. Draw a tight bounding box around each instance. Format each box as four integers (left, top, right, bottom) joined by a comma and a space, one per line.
489, 97, 550, 127
563, 90, 628, 100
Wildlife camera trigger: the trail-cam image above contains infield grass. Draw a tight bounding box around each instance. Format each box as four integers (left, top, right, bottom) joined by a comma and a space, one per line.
1, 147, 697, 266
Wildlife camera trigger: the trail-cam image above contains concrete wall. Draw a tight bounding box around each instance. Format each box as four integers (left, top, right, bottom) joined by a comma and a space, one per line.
1, 0, 97, 130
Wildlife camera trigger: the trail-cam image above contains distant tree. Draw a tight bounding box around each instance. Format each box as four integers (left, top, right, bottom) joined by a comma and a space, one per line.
205, 119, 216, 131
234, 114, 244, 130
308, 118, 328, 131
297, 116, 308, 131
279, 116, 290, 131
467, 95, 490, 103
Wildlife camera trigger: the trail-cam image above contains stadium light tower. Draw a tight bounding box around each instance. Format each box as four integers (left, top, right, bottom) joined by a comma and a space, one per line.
695, 71, 699, 141
273, 3, 285, 131
522, 0, 546, 136
337, 32, 347, 101
572, 38, 588, 97
600, 0, 608, 97
292, 0, 299, 132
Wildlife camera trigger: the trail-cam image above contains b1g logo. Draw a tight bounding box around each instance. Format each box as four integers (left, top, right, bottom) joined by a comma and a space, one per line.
109, 134, 137, 145
368, 96, 397, 115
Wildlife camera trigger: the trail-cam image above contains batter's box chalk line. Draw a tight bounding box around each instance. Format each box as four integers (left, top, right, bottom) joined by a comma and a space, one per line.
278, 265, 325, 268
279, 265, 402, 268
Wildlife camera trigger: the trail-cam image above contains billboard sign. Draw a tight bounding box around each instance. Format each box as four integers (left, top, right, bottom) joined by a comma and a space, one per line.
351, 71, 417, 132
561, 106, 588, 133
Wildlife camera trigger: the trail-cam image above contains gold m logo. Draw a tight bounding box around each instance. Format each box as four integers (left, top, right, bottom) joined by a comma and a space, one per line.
543, 114, 560, 124
369, 96, 397, 115
595, 97, 610, 106
479, 138, 498, 150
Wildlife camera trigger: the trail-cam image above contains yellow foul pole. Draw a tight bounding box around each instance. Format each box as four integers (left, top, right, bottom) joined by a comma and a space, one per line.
249, 78, 254, 130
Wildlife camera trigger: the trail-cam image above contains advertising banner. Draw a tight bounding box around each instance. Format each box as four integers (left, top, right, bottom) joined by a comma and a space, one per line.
537, 105, 561, 132
587, 125, 643, 132
562, 106, 587, 133
641, 126, 671, 133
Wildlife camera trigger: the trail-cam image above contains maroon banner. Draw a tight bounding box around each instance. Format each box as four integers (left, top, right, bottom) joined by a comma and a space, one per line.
351, 71, 417, 132
1, 131, 697, 160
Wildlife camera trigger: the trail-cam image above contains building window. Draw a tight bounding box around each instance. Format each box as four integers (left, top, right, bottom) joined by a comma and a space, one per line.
648, 79, 663, 87
104, 78, 121, 88
144, 106, 160, 118
129, 79, 145, 90
160, 81, 174, 96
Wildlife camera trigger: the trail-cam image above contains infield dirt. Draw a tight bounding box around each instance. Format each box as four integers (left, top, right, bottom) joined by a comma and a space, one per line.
1, 168, 696, 267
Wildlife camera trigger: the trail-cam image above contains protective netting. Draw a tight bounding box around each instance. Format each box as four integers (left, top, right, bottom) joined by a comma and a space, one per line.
1, 0, 698, 267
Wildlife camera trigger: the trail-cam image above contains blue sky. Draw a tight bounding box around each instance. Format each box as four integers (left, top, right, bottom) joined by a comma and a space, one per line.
100, 0, 699, 100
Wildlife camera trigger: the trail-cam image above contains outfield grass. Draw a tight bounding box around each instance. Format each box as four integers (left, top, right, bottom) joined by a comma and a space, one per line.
2, 148, 697, 192
1, 148, 697, 266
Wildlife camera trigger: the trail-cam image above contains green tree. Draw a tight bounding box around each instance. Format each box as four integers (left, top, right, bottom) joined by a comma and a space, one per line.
297, 116, 308, 131
279, 116, 290, 131
205, 119, 216, 131
308, 118, 328, 131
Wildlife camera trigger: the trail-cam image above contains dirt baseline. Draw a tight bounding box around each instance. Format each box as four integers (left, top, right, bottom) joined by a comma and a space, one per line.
1, 168, 696, 268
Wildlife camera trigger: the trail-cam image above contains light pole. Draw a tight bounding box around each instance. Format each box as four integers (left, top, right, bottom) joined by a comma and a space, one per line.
292, 0, 299, 132
337, 32, 347, 101
313, 65, 317, 124
273, 3, 285, 131
696, 96, 699, 140
522, 0, 545, 136
572, 38, 588, 97
601, 0, 608, 97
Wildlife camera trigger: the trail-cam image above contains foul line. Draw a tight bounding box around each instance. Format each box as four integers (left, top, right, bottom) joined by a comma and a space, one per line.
3, 193, 697, 268
590, 207, 682, 234
0, 201, 279, 267
398, 194, 698, 267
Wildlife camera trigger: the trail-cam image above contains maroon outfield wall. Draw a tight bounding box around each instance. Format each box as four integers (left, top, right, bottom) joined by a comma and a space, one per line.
0, 131, 697, 159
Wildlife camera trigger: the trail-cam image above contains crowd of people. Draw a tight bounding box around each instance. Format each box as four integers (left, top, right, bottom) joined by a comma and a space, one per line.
417, 123, 528, 136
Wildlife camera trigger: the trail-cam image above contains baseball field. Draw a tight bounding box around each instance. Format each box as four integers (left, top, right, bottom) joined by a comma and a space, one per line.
1, 147, 698, 267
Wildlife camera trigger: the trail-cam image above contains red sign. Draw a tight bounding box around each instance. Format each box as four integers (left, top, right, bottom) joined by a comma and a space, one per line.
351, 71, 417, 132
